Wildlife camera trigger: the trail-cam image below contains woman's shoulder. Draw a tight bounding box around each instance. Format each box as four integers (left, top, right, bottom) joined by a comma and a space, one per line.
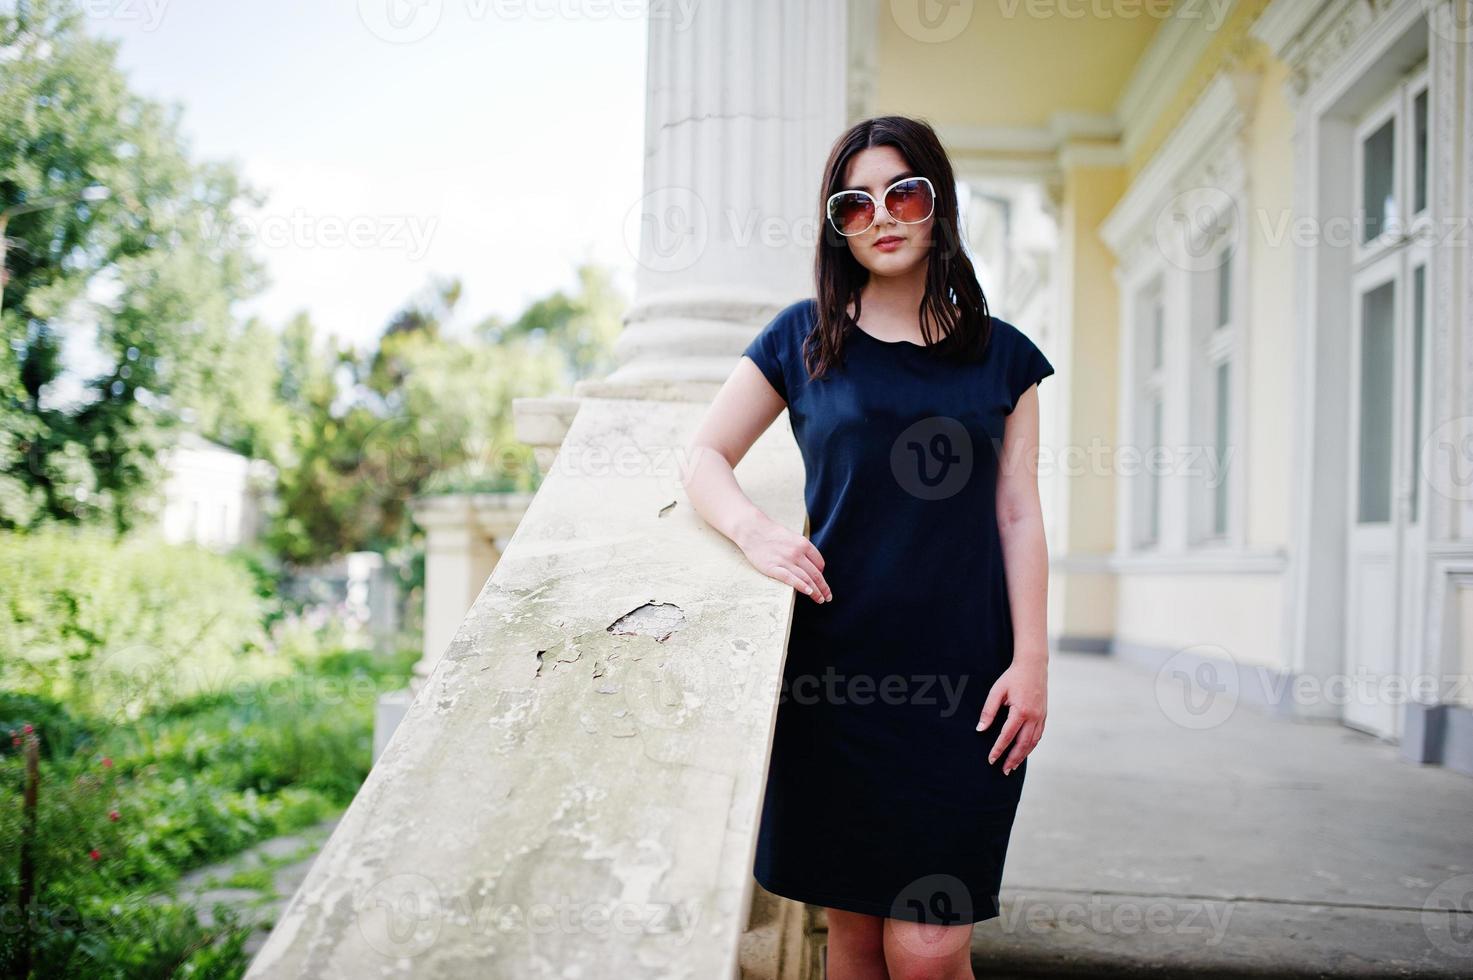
982, 315, 1045, 360
986, 315, 1027, 344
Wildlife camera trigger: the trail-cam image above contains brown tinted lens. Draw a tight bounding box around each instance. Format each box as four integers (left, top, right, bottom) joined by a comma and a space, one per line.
829, 193, 875, 235
885, 179, 934, 223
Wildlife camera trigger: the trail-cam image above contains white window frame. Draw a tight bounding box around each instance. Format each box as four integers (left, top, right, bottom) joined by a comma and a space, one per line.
1187, 228, 1244, 548
1128, 274, 1168, 550
1353, 68, 1432, 251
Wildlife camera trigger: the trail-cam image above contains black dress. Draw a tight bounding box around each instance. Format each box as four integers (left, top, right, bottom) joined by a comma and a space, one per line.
742, 297, 1055, 925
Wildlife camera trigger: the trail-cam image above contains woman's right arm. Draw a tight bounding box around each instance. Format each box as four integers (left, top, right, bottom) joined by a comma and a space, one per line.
678, 357, 832, 604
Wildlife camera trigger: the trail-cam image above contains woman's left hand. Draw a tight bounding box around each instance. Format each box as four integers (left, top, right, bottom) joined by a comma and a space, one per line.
977, 657, 1048, 775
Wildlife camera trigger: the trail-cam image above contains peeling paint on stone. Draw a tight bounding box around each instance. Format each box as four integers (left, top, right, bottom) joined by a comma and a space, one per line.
607, 601, 686, 642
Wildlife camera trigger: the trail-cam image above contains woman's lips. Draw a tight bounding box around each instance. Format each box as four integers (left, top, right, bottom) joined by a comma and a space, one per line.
875, 236, 904, 250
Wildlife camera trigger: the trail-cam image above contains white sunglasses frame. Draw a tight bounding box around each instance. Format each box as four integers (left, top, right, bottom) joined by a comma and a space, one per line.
825, 175, 936, 237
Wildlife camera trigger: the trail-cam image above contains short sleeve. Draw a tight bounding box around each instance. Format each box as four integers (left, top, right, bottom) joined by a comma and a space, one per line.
1003, 321, 1055, 413
741, 306, 794, 403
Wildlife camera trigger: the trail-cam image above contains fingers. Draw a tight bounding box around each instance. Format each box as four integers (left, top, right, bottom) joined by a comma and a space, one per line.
976, 683, 1006, 732
1001, 720, 1042, 774
988, 708, 1025, 768
801, 539, 825, 572
769, 564, 824, 602
791, 552, 832, 602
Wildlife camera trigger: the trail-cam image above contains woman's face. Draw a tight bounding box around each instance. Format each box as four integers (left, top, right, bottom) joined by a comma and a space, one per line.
835, 145, 934, 278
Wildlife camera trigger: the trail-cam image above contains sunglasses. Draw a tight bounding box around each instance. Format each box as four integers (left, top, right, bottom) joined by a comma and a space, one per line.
825, 175, 936, 237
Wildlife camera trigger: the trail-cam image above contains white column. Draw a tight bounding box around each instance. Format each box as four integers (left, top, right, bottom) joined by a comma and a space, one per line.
591, 0, 850, 392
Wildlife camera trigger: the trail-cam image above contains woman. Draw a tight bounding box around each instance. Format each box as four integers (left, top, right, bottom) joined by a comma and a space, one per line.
680, 115, 1054, 978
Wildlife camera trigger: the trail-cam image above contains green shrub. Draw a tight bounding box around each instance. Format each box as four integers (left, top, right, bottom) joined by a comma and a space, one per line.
0, 528, 280, 719
0, 692, 98, 762
0, 890, 253, 979
0, 528, 421, 977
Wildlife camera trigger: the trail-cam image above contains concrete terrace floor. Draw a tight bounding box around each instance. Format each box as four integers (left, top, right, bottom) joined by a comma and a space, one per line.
971, 649, 1473, 977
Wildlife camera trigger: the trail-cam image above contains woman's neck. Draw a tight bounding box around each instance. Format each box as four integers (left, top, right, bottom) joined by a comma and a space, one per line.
848, 267, 929, 342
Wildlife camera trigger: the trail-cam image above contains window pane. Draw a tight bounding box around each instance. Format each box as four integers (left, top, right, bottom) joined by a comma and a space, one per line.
1216, 251, 1232, 327
1357, 280, 1395, 523
1414, 88, 1428, 215
1361, 118, 1395, 243
1151, 299, 1163, 371
1214, 360, 1229, 535
1411, 264, 1426, 523
1150, 396, 1162, 543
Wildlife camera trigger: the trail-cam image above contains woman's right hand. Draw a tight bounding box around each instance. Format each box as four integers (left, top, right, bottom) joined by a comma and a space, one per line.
737, 514, 832, 603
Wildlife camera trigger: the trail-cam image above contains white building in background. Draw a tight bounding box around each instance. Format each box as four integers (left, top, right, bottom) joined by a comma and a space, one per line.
158, 432, 274, 550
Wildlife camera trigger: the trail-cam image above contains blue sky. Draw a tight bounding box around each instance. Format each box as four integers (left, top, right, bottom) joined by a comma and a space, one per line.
92, 0, 648, 349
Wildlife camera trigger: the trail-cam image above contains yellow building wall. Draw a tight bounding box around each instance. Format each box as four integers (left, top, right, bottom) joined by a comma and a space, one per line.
1089, 43, 1299, 669
1053, 161, 1125, 641
872, 5, 1160, 129
1059, 162, 1125, 558
1109, 51, 1298, 669
1116, 572, 1288, 670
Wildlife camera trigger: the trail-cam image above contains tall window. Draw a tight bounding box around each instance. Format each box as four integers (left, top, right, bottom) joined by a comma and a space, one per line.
1189, 240, 1237, 544
1351, 64, 1430, 531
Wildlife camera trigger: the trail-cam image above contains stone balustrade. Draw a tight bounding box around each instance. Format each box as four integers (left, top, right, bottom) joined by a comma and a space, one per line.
248, 390, 818, 978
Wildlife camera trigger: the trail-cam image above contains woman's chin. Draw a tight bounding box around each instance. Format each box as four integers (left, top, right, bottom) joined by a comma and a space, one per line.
860, 248, 923, 277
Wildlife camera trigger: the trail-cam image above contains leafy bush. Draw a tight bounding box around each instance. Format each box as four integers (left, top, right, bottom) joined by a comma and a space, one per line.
0, 528, 279, 720
0, 692, 97, 762
3, 889, 253, 979
0, 646, 415, 978
0, 527, 420, 977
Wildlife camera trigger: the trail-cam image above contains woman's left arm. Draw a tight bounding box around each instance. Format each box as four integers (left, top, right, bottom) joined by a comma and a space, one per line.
977, 382, 1050, 775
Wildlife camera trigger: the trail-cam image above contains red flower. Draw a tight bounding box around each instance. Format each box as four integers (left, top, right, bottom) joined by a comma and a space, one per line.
89, 849, 100, 861
101, 757, 113, 768
109, 810, 120, 822
9, 736, 17, 747
22, 724, 33, 734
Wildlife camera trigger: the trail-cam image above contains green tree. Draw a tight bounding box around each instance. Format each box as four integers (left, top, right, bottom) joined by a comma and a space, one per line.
261, 266, 616, 566
0, 0, 261, 531
188, 315, 294, 464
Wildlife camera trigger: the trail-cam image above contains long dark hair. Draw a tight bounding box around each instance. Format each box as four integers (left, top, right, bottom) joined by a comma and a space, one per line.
803, 115, 993, 381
